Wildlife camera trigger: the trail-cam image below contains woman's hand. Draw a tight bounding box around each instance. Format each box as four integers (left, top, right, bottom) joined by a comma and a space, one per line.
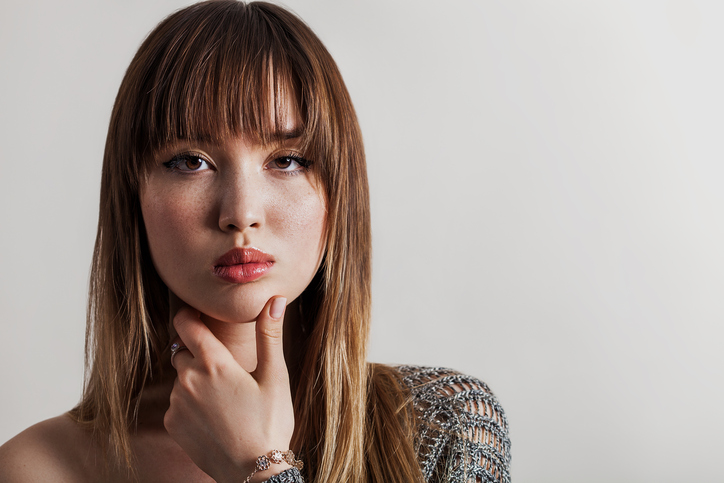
164, 297, 294, 483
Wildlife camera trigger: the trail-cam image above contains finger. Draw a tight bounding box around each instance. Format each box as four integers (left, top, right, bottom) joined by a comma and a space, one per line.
173, 306, 231, 363
164, 378, 185, 434
254, 296, 288, 383
169, 337, 193, 370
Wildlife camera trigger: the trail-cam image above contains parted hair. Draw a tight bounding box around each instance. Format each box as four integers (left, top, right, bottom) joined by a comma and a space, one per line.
70, 2, 425, 482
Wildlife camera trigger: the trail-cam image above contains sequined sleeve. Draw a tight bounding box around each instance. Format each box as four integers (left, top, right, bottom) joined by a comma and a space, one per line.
397, 366, 512, 483
263, 467, 303, 482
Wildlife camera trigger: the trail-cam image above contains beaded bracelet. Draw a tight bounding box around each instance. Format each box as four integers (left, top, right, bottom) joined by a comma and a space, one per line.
243, 450, 304, 483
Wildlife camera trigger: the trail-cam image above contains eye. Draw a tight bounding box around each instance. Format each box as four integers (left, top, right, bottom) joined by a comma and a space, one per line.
163, 153, 213, 172
267, 154, 312, 174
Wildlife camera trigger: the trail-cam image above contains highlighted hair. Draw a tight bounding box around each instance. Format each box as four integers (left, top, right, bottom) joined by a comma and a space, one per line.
71, 2, 423, 481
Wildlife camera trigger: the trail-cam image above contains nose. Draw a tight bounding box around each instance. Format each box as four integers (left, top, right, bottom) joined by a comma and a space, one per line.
217, 172, 264, 232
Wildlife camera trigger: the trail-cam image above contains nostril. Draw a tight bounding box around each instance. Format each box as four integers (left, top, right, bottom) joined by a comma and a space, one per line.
220, 220, 260, 231
218, 201, 263, 231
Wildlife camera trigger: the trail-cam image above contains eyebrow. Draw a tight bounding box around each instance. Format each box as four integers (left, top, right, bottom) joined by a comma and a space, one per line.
271, 127, 304, 141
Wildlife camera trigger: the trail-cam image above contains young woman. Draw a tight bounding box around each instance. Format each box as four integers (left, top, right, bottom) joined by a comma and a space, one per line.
0, 2, 511, 482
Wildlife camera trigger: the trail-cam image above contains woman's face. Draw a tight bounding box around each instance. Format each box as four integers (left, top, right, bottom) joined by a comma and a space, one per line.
140, 119, 326, 324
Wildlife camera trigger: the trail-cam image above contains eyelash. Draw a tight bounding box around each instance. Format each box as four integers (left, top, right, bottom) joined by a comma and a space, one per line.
162, 153, 211, 172
268, 153, 313, 176
161, 152, 313, 175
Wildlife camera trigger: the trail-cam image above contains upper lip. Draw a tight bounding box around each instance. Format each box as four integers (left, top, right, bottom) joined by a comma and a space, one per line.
214, 247, 274, 267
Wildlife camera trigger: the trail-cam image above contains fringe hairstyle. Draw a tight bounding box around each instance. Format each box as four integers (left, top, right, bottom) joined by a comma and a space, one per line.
70, 2, 425, 481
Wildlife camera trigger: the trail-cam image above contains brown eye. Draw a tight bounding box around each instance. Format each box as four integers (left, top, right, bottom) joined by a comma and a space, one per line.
275, 158, 293, 169
185, 157, 203, 170
268, 155, 311, 173
163, 154, 212, 172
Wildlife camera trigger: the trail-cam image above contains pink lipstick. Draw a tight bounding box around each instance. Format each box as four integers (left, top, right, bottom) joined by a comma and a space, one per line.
213, 247, 274, 284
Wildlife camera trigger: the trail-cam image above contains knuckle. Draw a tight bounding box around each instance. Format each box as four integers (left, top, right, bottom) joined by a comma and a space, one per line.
259, 323, 283, 343
195, 353, 219, 376
163, 410, 174, 432
172, 317, 186, 334
177, 372, 195, 392
172, 306, 196, 330
208, 358, 228, 378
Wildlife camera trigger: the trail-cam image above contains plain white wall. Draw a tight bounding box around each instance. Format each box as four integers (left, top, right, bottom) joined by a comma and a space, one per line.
1, 1, 723, 481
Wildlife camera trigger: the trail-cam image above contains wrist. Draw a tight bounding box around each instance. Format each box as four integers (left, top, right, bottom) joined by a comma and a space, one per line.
248, 462, 293, 483
240, 450, 304, 483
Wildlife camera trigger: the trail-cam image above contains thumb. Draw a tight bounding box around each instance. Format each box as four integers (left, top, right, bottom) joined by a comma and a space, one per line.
254, 296, 288, 383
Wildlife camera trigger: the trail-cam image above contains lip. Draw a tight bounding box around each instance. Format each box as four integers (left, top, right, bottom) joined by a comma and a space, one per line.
213, 247, 274, 284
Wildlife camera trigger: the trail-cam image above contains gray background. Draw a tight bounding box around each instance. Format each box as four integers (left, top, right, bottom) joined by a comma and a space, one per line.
1, 1, 723, 481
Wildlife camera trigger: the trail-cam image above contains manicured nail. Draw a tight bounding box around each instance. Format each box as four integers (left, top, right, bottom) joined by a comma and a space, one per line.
270, 297, 287, 319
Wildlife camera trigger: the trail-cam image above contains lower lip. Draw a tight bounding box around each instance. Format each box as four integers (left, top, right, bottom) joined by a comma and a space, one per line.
213, 262, 273, 283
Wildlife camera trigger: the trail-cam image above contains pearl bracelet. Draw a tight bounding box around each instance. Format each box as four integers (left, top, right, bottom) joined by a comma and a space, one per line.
243, 450, 303, 483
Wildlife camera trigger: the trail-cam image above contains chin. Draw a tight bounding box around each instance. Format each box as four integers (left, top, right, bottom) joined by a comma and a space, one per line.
169, 276, 308, 324
205, 305, 264, 324
193, 295, 269, 324
179, 286, 295, 324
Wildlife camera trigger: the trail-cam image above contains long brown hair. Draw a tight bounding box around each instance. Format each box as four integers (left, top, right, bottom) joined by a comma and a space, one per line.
71, 2, 424, 481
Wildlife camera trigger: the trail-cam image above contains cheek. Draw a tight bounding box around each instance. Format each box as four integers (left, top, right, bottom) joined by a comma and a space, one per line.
270, 183, 327, 256
140, 184, 210, 271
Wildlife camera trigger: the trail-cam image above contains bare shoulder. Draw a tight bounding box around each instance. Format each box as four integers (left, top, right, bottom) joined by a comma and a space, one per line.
0, 414, 98, 482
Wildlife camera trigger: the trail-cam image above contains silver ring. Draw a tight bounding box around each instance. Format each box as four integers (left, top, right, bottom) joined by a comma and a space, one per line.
170, 342, 188, 366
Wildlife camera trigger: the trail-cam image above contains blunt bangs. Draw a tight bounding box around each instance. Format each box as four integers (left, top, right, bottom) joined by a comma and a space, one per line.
123, 1, 333, 171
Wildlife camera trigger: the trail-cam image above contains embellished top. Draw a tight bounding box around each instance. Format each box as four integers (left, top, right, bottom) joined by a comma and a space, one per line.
398, 366, 511, 483
266, 366, 512, 483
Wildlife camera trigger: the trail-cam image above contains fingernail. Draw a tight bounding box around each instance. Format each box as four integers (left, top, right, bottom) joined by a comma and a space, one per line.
270, 297, 287, 319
